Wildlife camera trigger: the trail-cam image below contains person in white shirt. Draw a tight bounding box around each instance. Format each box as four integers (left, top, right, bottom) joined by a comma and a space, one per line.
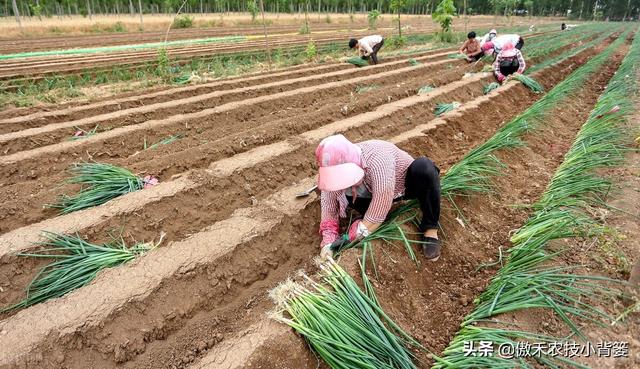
349, 35, 385, 65
481, 34, 524, 57
478, 29, 498, 47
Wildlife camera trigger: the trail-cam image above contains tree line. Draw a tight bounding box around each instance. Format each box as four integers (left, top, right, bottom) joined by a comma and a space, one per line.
3, 0, 639, 22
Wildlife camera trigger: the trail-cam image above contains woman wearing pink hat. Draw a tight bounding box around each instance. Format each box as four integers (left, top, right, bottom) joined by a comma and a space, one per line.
492, 42, 526, 83
316, 134, 442, 261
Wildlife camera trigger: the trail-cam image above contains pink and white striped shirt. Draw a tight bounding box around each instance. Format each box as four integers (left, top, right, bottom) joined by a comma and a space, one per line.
320, 140, 413, 246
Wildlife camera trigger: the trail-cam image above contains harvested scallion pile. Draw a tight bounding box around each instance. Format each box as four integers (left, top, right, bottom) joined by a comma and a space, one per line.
407, 58, 421, 66
417, 85, 435, 95
434, 102, 461, 116
271, 259, 422, 369
50, 162, 147, 214
447, 53, 467, 59
483, 82, 500, 95
512, 74, 544, 93
0, 232, 163, 313
346, 57, 369, 67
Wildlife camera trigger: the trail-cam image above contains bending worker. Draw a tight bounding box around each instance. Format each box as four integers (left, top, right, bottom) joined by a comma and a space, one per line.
349, 34, 384, 65
478, 28, 498, 46
482, 33, 524, 56
316, 134, 442, 261
493, 43, 525, 83
459, 31, 483, 62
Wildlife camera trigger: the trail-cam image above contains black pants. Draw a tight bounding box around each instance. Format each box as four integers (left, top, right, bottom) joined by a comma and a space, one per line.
499, 63, 520, 77
515, 37, 524, 50
346, 157, 441, 232
362, 39, 384, 65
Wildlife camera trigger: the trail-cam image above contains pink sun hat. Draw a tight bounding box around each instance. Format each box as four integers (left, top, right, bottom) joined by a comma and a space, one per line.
482, 41, 495, 55
315, 134, 365, 191
501, 42, 518, 57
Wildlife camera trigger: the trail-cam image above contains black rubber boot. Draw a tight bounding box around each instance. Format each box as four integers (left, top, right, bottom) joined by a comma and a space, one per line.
421, 236, 441, 262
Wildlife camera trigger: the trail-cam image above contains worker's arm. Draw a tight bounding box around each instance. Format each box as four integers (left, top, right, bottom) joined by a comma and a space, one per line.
459, 40, 468, 54
361, 41, 374, 56
493, 55, 505, 82
319, 191, 341, 247
516, 51, 526, 74
360, 154, 395, 236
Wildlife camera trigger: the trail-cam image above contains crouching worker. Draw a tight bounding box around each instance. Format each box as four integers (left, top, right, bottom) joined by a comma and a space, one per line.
459, 31, 483, 62
316, 134, 442, 261
493, 43, 525, 83
349, 35, 384, 65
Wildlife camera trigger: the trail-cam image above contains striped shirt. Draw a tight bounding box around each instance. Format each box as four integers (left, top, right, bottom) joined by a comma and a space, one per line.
320, 140, 413, 246
493, 49, 526, 81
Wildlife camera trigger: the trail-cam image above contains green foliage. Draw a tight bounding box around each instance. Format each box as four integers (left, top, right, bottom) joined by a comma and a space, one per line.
172, 14, 194, 29
385, 35, 406, 49
432, 0, 456, 33
417, 85, 434, 95
512, 74, 544, 93
483, 82, 500, 94
367, 9, 381, 30
247, 0, 259, 22
271, 260, 421, 369
112, 21, 126, 33
298, 22, 310, 34
0, 233, 157, 313
407, 58, 421, 66
305, 40, 317, 61
156, 48, 170, 77
49, 163, 146, 214
434, 101, 461, 116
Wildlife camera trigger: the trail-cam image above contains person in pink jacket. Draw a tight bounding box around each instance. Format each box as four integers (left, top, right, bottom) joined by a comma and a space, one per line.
316, 134, 442, 261
491, 43, 526, 83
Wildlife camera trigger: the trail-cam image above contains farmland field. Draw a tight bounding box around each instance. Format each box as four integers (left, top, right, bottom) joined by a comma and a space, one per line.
0, 13, 638, 369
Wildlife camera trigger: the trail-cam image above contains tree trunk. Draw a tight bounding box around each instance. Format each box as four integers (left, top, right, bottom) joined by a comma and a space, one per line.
623, 0, 631, 21
579, 1, 583, 19
138, 0, 143, 27
10, 0, 20, 26
129, 0, 134, 16
259, 0, 271, 65
463, 0, 467, 33
397, 10, 401, 38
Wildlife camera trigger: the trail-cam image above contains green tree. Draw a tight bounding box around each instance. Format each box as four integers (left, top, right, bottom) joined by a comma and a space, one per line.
247, 0, 259, 22
367, 9, 380, 30
432, 0, 456, 41
390, 0, 406, 38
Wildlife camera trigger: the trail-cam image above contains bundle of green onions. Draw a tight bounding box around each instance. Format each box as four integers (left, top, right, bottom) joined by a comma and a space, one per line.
417, 85, 434, 95
447, 53, 467, 59
355, 84, 381, 94
346, 57, 369, 67
512, 74, 544, 93
434, 102, 461, 116
271, 259, 421, 369
50, 162, 149, 214
407, 58, 421, 66
483, 82, 500, 95
0, 232, 163, 313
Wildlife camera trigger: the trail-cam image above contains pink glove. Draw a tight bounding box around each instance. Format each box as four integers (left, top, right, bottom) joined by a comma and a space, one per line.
348, 220, 370, 241
497, 75, 505, 83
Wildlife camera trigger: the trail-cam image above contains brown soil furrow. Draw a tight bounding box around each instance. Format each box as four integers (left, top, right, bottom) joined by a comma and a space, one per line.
0, 17, 538, 53
0, 44, 609, 367
0, 23, 383, 52
0, 55, 461, 170
0, 71, 487, 249
0, 33, 368, 72
191, 46, 627, 369
0, 47, 455, 131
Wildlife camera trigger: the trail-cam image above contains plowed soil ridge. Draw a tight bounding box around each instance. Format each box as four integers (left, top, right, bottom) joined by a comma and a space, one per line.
0, 40, 616, 369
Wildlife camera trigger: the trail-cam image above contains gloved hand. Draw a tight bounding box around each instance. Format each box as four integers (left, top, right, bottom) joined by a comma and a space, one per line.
497, 75, 505, 83
348, 220, 370, 241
